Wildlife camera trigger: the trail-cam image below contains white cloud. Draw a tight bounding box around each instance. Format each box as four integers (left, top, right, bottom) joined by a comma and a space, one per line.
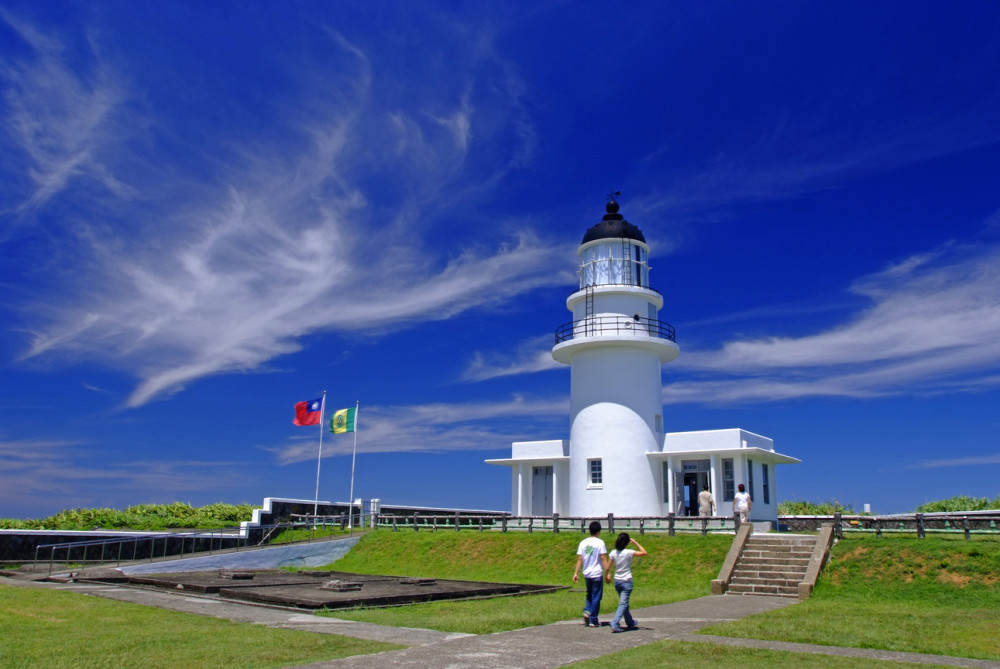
461, 334, 564, 382
667, 241, 1000, 402
0, 11, 127, 216
7, 20, 545, 407
268, 395, 569, 463
907, 454, 1000, 470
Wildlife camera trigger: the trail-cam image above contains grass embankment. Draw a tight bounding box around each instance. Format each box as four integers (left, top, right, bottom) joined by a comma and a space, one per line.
322, 531, 1000, 662
702, 535, 1000, 661
321, 531, 730, 634
0, 583, 401, 669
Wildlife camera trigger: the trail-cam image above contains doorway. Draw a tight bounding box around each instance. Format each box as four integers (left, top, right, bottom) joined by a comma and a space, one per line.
681, 460, 711, 516
531, 466, 553, 516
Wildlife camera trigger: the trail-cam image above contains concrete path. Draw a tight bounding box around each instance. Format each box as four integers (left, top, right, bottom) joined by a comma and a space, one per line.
8, 578, 999, 668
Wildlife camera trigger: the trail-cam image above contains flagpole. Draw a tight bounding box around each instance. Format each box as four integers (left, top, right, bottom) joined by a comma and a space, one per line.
312, 391, 327, 519
347, 400, 360, 532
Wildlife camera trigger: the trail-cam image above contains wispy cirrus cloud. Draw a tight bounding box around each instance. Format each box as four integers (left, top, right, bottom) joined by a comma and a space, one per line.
0, 10, 128, 218
666, 238, 1000, 403
5, 18, 546, 407
268, 395, 569, 464
461, 334, 564, 382
0, 438, 253, 512
907, 453, 1000, 470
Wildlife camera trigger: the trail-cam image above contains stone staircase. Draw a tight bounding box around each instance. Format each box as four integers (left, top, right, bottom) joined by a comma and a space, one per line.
726, 533, 817, 597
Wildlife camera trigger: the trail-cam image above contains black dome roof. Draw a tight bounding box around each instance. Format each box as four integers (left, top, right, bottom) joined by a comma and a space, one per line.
581, 201, 646, 244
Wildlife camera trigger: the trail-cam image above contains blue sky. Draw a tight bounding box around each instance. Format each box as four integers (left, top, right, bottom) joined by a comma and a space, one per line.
2, 2, 1000, 519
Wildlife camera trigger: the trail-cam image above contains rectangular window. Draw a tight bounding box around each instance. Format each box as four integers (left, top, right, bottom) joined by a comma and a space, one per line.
588, 458, 603, 487
762, 464, 770, 504
748, 459, 755, 502
655, 414, 663, 433
723, 459, 735, 501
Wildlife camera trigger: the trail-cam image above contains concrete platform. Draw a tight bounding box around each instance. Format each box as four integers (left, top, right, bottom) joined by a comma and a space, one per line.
83, 568, 564, 610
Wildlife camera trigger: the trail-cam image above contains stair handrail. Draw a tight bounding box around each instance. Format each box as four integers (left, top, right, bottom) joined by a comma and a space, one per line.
711, 521, 753, 595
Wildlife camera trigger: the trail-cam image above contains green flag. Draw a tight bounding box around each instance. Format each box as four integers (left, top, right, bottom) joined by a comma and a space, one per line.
330, 407, 356, 434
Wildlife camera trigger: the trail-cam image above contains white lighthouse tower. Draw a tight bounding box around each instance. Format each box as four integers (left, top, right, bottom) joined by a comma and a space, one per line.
554, 197, 679, 516
487, 196, 798, 524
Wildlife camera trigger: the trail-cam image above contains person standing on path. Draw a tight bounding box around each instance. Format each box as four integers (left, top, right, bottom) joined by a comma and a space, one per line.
698, 484, 715, 517
734, 483, 752, 522
572, 520, 610, 627
605, 532, 647, 633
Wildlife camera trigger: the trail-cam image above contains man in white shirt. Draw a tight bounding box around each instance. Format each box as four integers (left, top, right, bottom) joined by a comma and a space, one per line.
572, 520, 610, 627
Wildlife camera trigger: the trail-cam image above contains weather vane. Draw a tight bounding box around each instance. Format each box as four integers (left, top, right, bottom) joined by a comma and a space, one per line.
606, 190, 621, 203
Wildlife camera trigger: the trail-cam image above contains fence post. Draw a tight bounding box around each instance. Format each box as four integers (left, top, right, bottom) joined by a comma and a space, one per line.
639, 518, 645, 535
876, 517, 882, 538
834, 512, 843, 540
501, 516, 508, 533
528, 517, 533, 533
963, 516, 970, 540
701, 517, 708, 536
916, 513, 925, 539
608, 513, 614, 534
553, 513, 559, 534
455, 512, 461, 531
413, 512, 419, 531
668, 513, 676, 537
478, 517, 484, 532
733, 511, 740, 532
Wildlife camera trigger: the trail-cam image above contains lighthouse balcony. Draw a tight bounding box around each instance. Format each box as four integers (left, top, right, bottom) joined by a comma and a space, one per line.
553, 315, 678, 364
555, 315, 676, 345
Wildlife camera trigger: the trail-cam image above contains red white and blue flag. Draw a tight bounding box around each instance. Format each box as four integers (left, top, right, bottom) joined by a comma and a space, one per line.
293, 398, 323, 426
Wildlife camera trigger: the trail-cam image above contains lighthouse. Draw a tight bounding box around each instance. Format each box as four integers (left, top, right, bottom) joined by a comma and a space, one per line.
553, 196, 679, 516
487, 197, 798, 524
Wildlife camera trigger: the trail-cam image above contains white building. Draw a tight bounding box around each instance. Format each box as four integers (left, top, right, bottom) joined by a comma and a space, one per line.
487, 199, 799, 524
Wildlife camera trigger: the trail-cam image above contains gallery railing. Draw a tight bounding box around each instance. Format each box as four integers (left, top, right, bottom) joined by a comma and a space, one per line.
554, 315, 676, 345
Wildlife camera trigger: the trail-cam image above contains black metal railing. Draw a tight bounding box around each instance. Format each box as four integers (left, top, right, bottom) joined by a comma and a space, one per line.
555, 315, 676, 345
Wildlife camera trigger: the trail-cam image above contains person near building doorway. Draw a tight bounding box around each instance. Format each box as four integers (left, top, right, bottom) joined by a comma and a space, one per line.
698, 484, 715, 517
606, 532, 647, 633
734, 483, 752, 522
572, 520, 610, 627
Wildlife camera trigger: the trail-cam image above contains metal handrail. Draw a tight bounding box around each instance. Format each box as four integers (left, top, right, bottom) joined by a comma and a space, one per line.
555, 315, 676, 345
31, 520, 344, 575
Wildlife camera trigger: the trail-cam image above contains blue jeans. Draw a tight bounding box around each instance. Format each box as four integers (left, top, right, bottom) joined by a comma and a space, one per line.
611, 579, 635, 630
583, 576, 603, 624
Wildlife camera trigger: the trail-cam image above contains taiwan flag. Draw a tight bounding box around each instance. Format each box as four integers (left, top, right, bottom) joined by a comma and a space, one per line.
293, 398, 323, 426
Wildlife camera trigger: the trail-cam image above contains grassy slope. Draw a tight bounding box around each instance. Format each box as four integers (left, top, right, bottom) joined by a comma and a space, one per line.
322, 531, 730, 634
325, 531, 1000, 660
0, 583, 401, 669
701, 535, 1000, 660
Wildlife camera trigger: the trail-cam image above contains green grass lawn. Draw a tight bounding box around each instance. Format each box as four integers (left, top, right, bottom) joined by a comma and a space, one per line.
320, 530, 1000, 661
565, 639, 959, 669
701, 535, 1000, 660
319, 530, 730, 633
0, 583, 402, 669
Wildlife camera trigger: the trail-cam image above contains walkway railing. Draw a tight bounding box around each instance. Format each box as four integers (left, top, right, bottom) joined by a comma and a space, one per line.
32, 520, 348, 575
782, 512, 1000, 539
377, 512, 738, 535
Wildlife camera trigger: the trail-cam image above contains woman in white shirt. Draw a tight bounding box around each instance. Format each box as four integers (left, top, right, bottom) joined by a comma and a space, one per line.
733, 483, 752, 523
605, 532, 648, 633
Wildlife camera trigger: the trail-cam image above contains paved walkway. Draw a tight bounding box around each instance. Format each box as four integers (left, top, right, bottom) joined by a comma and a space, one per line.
8, 578, 999, 668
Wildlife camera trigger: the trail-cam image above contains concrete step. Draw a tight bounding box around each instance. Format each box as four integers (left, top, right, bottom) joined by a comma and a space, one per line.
739, 551, 812, 560
730, 575, 803, 588
726, 582, 799, 597
732, 569, 806, 582
738, 557, 811, 568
